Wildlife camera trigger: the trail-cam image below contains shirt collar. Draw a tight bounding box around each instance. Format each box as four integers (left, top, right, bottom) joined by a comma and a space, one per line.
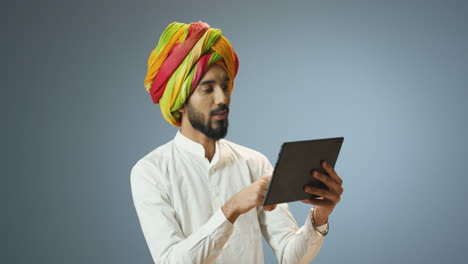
174, 130, 220, 165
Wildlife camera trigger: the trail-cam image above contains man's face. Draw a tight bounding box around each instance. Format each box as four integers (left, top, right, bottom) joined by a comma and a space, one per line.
184, 64, 231, 140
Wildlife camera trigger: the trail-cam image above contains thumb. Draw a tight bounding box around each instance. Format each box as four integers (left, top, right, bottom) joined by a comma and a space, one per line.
263, 204, 277, 211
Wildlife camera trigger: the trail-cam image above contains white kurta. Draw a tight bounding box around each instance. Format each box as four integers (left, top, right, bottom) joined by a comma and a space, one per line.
130, 131, 328, 263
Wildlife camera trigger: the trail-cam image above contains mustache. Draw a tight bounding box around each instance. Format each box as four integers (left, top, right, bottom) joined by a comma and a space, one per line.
210, 105, 229, 115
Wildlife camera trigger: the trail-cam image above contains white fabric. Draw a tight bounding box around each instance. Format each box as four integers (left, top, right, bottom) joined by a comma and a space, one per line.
130, 130, 328, 264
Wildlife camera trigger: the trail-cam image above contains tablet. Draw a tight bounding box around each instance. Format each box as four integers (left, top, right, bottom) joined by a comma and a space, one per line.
263, 137, 344, 206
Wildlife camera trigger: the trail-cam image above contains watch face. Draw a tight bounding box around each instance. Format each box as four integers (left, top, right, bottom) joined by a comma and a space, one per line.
316, 225, 328, 236
321, 226, 329, 236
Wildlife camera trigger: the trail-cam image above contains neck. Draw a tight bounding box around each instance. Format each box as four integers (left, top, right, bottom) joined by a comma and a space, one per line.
180, 123, 216, 162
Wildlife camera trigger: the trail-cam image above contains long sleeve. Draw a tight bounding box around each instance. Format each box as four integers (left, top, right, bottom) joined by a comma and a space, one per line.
256, 154, 326, 264
130, 160, 234, 264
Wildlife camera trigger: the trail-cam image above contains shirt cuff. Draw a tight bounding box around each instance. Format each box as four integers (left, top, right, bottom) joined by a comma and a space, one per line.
214, 207, 234, 229
202, 208, 234, 241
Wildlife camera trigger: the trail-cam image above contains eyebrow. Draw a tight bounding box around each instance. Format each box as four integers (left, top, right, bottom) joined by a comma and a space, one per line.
198, 77, 230, 86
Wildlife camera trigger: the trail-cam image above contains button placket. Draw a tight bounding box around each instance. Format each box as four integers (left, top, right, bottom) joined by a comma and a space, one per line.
209, 165, 223, 208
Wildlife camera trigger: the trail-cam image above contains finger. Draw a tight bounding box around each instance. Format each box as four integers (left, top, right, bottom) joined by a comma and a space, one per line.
258, 176, 271, 190
312, 170, 343, 196
304, 186, 340, 204
262, 175, 272, 181
301, 198, 333, 207
261, 175, 272, 185
258, 190, 265, 198
257, 181, 269, 192
255, 194, 266, 205
322, 160, 343, 186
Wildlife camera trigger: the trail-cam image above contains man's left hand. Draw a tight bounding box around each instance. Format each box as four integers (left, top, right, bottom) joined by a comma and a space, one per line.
302, 160, 344, 226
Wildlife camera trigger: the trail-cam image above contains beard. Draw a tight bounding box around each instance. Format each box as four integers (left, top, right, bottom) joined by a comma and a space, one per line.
186, 102, 229, 140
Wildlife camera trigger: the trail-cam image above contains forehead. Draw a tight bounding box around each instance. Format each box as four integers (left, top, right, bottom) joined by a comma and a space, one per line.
200, 64, 228, 81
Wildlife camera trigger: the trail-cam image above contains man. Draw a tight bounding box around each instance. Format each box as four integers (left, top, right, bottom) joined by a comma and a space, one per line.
130, 21, 344, 264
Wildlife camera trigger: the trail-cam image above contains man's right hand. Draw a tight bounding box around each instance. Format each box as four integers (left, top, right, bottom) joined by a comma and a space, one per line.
221, 175, 277, 224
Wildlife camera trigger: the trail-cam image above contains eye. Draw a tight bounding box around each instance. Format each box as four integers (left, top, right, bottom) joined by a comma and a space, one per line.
202, 86, 214, 93
222, 84, 229, 91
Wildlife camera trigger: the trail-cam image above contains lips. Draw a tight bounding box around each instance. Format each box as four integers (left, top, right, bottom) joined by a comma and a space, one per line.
213, 110, 227, 115
212, 109, 228, 120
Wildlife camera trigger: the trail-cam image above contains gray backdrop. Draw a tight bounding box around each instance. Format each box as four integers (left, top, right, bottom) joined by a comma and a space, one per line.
6, 0, 468, 263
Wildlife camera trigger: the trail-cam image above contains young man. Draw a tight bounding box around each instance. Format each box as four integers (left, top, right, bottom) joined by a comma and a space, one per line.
130, 21, 344, 264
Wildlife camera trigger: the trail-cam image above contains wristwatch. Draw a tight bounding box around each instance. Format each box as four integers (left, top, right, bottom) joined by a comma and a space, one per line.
311, 207, 329, 236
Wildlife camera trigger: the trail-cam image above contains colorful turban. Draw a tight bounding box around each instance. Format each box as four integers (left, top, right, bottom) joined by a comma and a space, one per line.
144, 21, 240, 127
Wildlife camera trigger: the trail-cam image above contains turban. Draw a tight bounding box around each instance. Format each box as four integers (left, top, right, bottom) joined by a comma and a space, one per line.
144, 21, 240, 127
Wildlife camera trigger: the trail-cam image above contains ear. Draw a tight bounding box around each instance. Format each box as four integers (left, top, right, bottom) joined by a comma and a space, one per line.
178, 104, 187, 114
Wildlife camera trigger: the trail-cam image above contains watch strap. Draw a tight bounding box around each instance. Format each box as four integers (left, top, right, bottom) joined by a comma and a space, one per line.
311, 207, 329, 236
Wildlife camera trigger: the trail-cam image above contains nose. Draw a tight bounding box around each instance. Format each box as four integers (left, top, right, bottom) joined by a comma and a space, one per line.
213, 86, 229, 106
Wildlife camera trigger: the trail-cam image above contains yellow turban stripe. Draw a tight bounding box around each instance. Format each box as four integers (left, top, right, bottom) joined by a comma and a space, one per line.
144, 21, 239, 127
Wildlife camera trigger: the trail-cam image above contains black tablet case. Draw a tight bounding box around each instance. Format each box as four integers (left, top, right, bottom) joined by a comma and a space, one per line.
263, 137, 344, 206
